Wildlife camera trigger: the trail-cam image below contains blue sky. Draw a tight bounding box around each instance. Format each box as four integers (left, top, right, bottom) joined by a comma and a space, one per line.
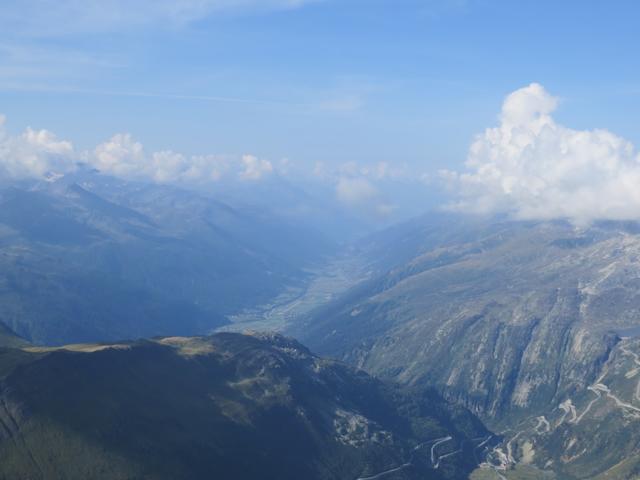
1, 0, 640, 222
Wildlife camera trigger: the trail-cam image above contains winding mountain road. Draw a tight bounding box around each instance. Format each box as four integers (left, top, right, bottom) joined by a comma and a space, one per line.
355, 462, 412, 480
355, 435, 457, 480
430, 436, 452, 466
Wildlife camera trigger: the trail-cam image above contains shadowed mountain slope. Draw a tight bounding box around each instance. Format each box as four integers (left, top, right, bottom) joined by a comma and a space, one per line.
0, 322, 28, 349
0, 332, 489, 480
0, 172, 334, 345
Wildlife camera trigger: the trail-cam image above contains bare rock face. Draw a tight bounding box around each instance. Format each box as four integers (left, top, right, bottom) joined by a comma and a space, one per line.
294, 216, 640, 478
482, 336, 640, 479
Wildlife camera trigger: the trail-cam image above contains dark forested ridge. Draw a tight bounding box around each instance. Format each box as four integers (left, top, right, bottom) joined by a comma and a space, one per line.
0, 330, 489, 480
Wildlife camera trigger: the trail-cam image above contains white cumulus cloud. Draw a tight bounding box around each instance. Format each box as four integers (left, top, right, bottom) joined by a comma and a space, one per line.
444, 83, 640, 224
93, 134, 235, 184
0, 115, 275, 186
93, 133, 146, 179
90, 134, 275, 184
239, 154, 273, 181
0, 115, 76, 179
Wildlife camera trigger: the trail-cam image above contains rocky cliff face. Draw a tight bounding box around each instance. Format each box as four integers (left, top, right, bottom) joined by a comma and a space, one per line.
480, 335, 640, 478
294, 217, 640, 478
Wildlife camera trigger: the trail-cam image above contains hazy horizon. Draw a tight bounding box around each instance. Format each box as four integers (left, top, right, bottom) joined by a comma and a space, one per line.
2, 1, 640, 228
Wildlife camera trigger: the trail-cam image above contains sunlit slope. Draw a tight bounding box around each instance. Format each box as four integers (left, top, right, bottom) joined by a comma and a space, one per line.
295, 216, 640, 478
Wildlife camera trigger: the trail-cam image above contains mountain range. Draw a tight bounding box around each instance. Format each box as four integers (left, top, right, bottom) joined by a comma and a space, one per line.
4, 170, 640, 478
0, 170, 334, 345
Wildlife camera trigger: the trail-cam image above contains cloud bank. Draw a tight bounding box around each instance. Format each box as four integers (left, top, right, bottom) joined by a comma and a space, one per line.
92, 134, 259, 184
0, 114, 415, 223
91, 135, 274, 184
0, 112, 425, 221
0, 113, 417, 222
0, 116, 274, 185
445, 83, 640, 224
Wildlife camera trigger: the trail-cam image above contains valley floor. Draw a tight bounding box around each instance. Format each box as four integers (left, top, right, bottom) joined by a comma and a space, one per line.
217, 251, 370, 333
